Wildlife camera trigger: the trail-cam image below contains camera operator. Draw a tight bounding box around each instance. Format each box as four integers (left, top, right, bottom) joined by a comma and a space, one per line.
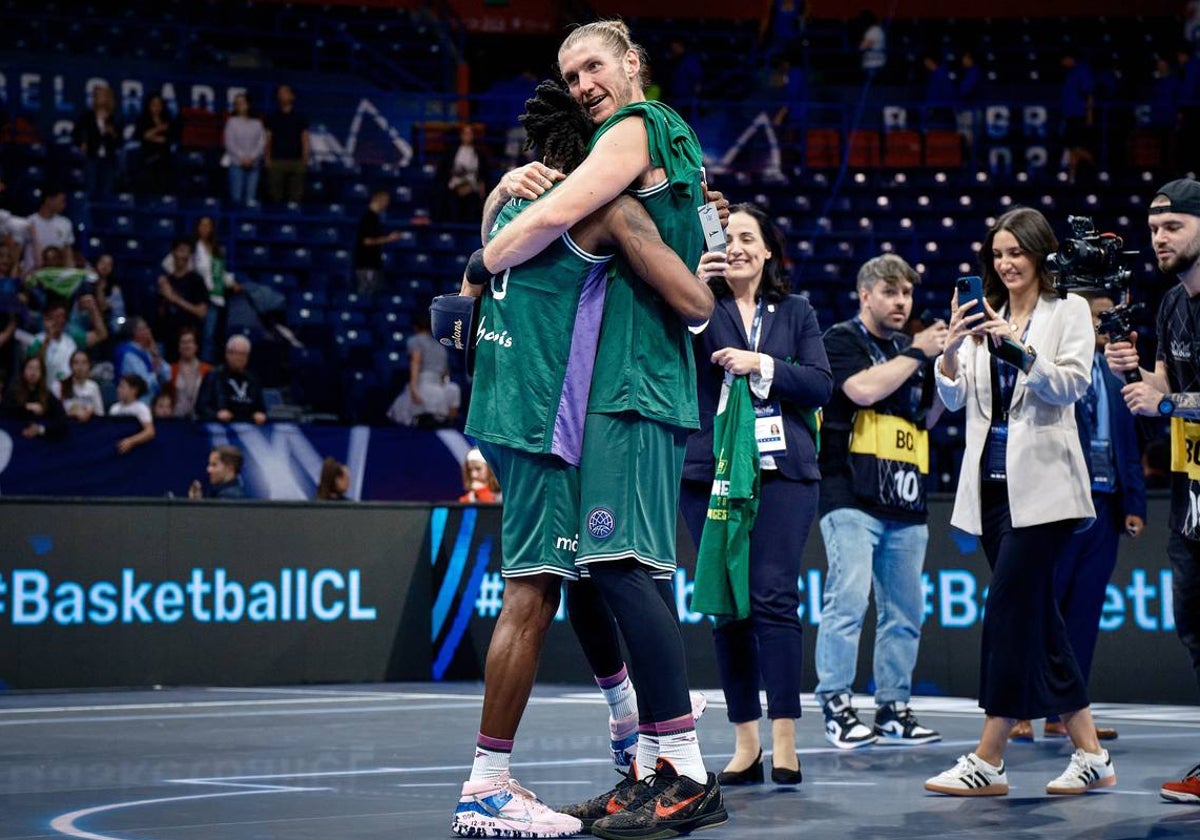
1105, 178, 1200, 804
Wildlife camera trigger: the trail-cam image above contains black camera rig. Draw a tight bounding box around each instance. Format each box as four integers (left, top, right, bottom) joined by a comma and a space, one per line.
1047, 215, 1143, 383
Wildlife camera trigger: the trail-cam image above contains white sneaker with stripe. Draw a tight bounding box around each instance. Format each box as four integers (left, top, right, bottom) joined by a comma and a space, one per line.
924, 753, 1009, 796
1046, 748, 1116, 795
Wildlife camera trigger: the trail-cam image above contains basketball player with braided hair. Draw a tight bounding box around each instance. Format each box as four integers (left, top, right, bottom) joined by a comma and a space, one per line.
451, 78, 713, 839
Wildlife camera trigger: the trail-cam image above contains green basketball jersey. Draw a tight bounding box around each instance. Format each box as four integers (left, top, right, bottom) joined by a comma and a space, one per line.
585, 100, 705, 430
464, 196, 612, 465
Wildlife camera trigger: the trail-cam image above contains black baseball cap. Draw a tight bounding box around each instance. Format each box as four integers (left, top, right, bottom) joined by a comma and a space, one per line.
1150, 179, 1200, 218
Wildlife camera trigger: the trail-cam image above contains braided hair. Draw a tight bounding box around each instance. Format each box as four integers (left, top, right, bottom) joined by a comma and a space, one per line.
519, 79, 595, 173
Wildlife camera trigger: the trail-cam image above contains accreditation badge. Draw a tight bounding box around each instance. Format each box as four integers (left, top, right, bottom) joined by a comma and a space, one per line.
754, 402, 787, 455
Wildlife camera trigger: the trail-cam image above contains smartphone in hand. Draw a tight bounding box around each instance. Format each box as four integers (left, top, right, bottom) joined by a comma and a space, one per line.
955, 275, 984, 316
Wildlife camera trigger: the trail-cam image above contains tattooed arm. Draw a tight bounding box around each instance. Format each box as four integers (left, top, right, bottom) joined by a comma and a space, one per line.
597, 195, 713, 325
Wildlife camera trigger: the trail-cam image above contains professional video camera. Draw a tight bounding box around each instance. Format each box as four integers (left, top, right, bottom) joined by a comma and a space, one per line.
1047, 215, 1143, 382
1046, 215, 1135, 297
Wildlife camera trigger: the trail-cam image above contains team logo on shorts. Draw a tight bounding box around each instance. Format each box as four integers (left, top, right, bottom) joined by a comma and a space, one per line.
587, 507, 616, 540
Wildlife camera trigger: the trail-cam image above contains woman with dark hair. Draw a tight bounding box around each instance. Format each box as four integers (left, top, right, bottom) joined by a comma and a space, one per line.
684, 203, 832, 785
316, 456, 351, 500
3, 354, 68, 439
927, 206, 1113, 796
134, 93, 177, 194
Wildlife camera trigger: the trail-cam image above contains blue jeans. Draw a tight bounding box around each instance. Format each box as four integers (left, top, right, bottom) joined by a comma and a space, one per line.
814, 507, 928, 706
229, 163, 260, 205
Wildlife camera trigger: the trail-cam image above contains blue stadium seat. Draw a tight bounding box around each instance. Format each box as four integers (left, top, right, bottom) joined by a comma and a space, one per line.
374, 349, 408, 389
261, 272, 299, 294
331, 308, 368, 328
237, 221, 260, 241
280, 246, 312, 270
298, 289, 328, 308
242, 245, 270, 268
332, 291, 370, 311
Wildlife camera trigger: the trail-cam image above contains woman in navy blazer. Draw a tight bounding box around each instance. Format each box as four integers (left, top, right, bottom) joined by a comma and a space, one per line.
681, 204, 832, 785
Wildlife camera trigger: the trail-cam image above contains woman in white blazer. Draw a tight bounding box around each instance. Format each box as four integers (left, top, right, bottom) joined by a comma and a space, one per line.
924, 207, 1116, 798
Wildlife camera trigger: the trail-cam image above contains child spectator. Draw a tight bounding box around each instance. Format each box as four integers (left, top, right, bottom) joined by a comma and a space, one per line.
2, 354, 67, 439
316, 456, 351, 500
188, 444, 247, 499
152, 391, 176, 419
109, 373, 155, 455
51, 348, 105, 421
459, 447, 501, 503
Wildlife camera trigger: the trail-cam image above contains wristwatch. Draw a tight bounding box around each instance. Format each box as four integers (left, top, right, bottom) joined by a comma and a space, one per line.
1021, 344, 1038, 374
1158, 395, 1177, 417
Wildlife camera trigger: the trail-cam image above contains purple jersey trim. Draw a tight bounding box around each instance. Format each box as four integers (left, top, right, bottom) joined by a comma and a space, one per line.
551, 261, 609, 465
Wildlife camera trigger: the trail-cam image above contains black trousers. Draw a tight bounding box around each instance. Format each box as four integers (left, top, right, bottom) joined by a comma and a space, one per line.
977, 481, 1089, 719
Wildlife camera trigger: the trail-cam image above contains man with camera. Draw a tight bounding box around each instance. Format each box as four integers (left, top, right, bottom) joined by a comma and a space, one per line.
1105, 178, 1200, 804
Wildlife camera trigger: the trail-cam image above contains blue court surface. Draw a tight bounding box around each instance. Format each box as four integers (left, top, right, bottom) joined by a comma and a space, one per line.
1, 684, 1198, 840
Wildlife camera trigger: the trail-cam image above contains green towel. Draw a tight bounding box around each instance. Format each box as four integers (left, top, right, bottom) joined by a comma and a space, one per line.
691, 375, 761, 620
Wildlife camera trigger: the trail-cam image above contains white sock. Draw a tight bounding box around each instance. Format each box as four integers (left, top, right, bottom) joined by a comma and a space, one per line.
598, 667, 638, 721
469, 734, 512, 783
635, 732, 659, 780
657, 728, 707, 784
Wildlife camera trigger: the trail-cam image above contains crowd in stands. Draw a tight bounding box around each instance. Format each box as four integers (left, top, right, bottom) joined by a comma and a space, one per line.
2, 5, 1200, 500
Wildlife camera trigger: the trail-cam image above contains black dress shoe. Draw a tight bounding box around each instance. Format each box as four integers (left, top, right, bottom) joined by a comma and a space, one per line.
717, 750, 764, 785
771, 760, 802, 785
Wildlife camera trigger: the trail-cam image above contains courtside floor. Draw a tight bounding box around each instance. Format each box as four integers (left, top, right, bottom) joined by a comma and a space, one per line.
1, 684, 1198, 840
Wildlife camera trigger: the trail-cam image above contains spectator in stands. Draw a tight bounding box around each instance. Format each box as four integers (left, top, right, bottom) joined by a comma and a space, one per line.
857, 11, 886, 78
162, 216, 235, 360
224, 92, 266, 206
196, 334, 267, 424
316, 456, 351, 500
73, 84, 122, 199
109, 373, 156, 455
22, 188, 75, 273
760, 0, 805, 62
23, 245, 94, 312
189, 444, 248, 499
153, 390, 175, 419
27, 296, 107, 383
170, 327, 211, 419
156, 238, 208, 363
264, 84, 310, 204
86, 253, 125, 337
923, 52, 956, 127
354, 189, 402, 297
2, 354, 67, 440
434, 124, 493, 224
459, 447, 501, 503
386, 314, 460, 427
114, 316, 170, 402
1060, 49, 1096, 183
51, 348, 105, 422
134, 93, 177, 195
957, 48, 984, 153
